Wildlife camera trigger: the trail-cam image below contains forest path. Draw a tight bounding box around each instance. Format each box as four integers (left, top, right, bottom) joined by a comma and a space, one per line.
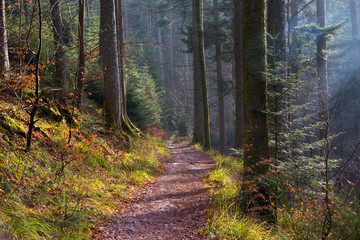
92, 142, 215, 240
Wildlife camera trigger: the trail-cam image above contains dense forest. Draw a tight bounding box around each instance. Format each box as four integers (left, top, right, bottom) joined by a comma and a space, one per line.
1, 0, 360, 239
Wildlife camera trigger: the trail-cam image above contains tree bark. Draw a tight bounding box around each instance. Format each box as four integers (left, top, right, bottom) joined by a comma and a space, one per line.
242, 0, 272, 220
0, 0, 10, 77
214, 0, 226, 154
49, 0, 68, 95
100, 0, 122, 130
26, 0, 42, 151
193, 0, 210, 151
156, 0, 164, 81
234, 0, 243, 149
76, 0, 86, 108
192, 0, 205, 145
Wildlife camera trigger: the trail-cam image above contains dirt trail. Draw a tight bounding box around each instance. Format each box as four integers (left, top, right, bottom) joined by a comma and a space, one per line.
92, 142, 215, 240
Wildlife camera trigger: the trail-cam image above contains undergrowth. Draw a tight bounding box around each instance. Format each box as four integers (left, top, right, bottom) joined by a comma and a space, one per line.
204, 152, 271, 240
0, 96, 170, 239
204, 151, 360, 240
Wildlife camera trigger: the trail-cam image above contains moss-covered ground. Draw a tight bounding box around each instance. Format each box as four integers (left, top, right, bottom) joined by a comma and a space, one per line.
0, 95, 170, 239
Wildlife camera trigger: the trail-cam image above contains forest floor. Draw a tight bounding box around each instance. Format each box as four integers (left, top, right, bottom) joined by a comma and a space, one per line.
92, 142, 215, 240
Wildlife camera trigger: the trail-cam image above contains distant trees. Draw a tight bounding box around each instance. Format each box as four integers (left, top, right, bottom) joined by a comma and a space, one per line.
0, 0, 10, 77
76, 0, 86, 107
49, 0, 68, 95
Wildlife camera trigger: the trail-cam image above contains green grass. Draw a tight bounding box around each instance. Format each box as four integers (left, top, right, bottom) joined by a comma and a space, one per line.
204, 150, 360, 240
0, 97, 171, 239
204, 153, 271, 239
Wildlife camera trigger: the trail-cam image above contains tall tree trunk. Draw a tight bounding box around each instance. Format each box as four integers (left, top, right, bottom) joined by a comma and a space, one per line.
193, 0, 210, 150
214, 0, 226, 154
115, 0, 126, 113
267, 0, 286, 66
234, 0, 243, 149
156, 0, 164, 81
115, 0, 143, 137
242, 0, 272, 220
100, 0, 121, 130
76, 0, 86, 108
49, 0, 68, 95
192, 0, 205, 145
0, 0, 10, 77
316, 0, 329, 143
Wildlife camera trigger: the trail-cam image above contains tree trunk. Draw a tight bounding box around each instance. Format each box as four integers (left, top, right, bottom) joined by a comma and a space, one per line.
214, 0, 226, 154
26, 0, 42, 151
49, 0, 68, 95
316, 0, 329, 143
100, 0, 122, 130
267, 0, 286, 66
156, 0, 164, 81
193, 0, 210, 151
242, 0, 272, 220
234, 0, 243, 149
115, 0, 143, 137
0, 0, 10, 77
76, 0, 86, 108
192, 0, 204, 145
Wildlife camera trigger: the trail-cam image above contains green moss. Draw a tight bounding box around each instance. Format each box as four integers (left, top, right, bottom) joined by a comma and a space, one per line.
0, 115, 26, 137
38, 106, 63, 122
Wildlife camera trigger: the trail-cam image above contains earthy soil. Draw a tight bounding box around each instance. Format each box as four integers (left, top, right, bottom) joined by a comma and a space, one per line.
92, 142, 215, 240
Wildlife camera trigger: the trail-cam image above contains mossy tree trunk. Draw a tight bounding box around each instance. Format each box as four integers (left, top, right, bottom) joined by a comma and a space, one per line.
234, 0, 244, 149
100, 0, 122, 130
0, 0, 10, 77
115, 0, 144, 138
49, 0, 68, 95
192, 0, 205, 145
242, 0, 272, 220
193, 0, 210, 151
76, 0, 86, 108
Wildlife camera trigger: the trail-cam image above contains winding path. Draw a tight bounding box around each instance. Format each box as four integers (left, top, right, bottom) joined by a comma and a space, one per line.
93, 142, 215, 240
